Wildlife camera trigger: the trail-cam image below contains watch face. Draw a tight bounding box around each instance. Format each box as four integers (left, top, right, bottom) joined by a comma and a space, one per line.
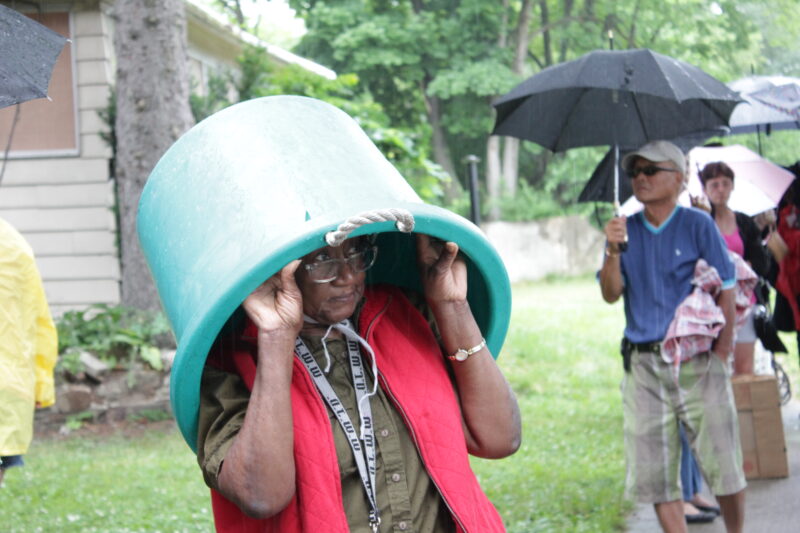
454, 349, 469, 361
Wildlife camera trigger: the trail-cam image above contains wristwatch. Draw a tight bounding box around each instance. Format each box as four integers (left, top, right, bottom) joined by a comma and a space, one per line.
448, 338, 487, 362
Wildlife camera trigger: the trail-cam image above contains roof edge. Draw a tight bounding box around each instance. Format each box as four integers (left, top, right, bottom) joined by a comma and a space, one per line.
184, 0, 336, 80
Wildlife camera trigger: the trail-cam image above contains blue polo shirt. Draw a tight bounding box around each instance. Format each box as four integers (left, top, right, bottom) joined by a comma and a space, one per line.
619, 206, 735, 343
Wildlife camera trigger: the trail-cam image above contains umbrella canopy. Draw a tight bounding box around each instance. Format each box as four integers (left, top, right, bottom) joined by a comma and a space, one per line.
619, 144, 795, 217
727, 76, 800, 134
688, 144, 795, 204
492, 48, 741, 152
752, 82, 800, 120
0, 5, 68, 108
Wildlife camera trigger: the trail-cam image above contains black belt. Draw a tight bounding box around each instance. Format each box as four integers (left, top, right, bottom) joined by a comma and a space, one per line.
620, 338, 661, 373
627, 340, 661, 354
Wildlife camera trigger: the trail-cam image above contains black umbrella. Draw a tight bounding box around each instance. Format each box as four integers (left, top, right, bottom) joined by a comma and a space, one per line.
0, 5, 68, 108
493, 48, 741, 151
492, 48, 741, 208
578, 146, 635, 204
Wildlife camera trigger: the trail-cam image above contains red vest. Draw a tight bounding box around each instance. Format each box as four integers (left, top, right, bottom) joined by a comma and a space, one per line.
207, 284, 505, 532
777, 205, 800, 330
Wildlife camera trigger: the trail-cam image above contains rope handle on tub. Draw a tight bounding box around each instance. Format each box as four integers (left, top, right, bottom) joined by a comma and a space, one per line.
325, 208, 415, 246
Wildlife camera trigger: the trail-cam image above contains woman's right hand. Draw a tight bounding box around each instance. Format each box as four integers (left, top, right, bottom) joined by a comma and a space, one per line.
243, 260, 304, 337
220, 261, 302, 515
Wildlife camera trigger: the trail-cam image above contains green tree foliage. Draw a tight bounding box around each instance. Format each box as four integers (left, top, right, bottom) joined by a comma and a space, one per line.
190, 74, 233, 123
238, 45, 449, 203
285, 0, 799, 219
289, 0, 519, 182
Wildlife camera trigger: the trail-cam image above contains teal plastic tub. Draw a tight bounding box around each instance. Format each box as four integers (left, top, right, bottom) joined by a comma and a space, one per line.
137, 96, 511, 450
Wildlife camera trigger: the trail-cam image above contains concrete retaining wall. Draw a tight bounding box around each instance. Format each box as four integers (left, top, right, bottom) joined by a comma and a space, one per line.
482, 215, 605, 283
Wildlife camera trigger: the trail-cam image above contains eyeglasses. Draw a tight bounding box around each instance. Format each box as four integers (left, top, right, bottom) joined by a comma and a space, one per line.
303, 246, 378, 284
626, 165, 679, 178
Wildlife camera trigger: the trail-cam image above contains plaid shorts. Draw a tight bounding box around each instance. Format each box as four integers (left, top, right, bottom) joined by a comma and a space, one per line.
621, 349, 746, 503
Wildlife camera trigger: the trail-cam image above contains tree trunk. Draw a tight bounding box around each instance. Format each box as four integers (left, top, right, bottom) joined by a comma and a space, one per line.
498, 0, 509, 48
422, 90, 460, 201
501, 139, 519, 195
216, 0, 246, 27
411, 0, 460, 199
558, 0, 575, 63
114, 0, 195, 310
486, 135, 502, 221
539, 0, 553, 66
499, 0, 533, 197
485, 0, 511, 220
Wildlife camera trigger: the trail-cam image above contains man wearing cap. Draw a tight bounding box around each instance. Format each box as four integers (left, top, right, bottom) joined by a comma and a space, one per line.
599, 140, 746, 533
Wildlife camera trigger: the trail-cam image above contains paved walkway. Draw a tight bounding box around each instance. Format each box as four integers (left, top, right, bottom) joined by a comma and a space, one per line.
626, 398, 800, 532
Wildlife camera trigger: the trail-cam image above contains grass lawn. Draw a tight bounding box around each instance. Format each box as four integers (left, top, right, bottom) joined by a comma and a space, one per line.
0, 422, 213, 532
475, 275, 630, 532
2, 276, 797, 532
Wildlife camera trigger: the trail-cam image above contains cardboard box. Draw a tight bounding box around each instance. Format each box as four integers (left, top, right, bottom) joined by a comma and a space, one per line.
731, 375, 789, 479
732, 374, 781, 409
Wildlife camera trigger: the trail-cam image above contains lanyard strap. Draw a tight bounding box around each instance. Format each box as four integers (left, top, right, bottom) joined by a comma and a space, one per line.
295, 323, 381, 531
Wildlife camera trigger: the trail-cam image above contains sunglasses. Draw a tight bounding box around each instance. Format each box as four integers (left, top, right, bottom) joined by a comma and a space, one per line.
626, 165, 678, 178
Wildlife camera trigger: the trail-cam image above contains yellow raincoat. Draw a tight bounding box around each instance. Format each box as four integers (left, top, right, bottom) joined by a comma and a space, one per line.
0, 217, 57, 456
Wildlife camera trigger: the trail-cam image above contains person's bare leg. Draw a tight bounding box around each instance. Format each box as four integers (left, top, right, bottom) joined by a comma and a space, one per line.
655, 500, 688, 533
0, 468, 5, 486
717, 490, 745, 533
733, 342, 754, 375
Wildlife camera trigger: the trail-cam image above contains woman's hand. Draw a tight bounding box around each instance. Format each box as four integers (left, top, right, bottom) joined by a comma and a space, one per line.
243, 260, 304, 337
416, 234, 467, 306
690, 195, 711, 213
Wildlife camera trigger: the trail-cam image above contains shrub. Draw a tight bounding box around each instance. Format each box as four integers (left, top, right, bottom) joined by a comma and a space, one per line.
56, 304, 173, 374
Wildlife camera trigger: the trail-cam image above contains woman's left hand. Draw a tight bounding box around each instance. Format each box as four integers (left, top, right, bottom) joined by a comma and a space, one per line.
416, 234, 521, 458
690, 195, 711, 213
415, 234, 467, 305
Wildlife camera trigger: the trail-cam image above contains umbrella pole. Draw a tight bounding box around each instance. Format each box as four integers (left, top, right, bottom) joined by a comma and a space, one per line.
757, 126, 763, 156
613, 145, 628, 251
613, 144, 620, 214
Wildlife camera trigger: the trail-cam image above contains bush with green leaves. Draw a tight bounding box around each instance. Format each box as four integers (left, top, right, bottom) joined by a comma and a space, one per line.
56, 304, 173, 373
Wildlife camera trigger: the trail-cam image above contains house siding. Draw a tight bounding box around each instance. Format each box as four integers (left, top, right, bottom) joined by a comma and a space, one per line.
0, 4, 119, 316
2, 1, 335, 317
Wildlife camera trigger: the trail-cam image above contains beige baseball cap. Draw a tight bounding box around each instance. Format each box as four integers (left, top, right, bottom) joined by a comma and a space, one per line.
621, 140, 686, 175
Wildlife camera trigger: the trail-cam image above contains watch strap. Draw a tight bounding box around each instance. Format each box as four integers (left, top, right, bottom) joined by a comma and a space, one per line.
448, 338, 487, 362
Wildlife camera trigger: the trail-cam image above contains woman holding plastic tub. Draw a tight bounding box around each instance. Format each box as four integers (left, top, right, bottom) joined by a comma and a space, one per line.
196, 233, 521, 533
